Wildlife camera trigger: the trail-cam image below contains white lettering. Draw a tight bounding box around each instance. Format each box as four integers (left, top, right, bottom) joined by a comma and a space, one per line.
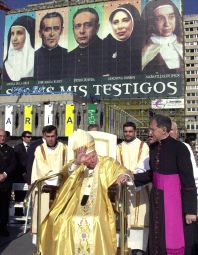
140, 82, 152, 94
112, 84, 122, 97
93, 85, 103, 95
167, 82, 177, 95
46, 86, 54, 93
153, 82, 166, 93
103, 84, 112, 95
79, 85, 87, 97
122, 83, 132, 95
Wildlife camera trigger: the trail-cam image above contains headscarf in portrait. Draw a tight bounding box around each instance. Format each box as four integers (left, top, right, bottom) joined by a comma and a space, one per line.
4, 15, 35, 81
141, 0, 182, 46
103, 3, 141, 75
109, 4, 141, 43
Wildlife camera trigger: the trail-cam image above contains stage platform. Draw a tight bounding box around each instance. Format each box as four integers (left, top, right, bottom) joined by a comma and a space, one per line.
0, 226, 35, 255
0, 223, 197, 255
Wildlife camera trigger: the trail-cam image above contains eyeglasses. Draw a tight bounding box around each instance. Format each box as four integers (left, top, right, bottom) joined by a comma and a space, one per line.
25, 136, 32, 138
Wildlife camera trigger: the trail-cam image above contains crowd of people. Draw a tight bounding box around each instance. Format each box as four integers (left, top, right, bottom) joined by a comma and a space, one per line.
0, 114, 197, 254
3, 0, 184, 82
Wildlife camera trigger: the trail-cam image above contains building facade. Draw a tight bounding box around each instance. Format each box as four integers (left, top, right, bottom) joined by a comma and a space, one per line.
184, 15, 198, 147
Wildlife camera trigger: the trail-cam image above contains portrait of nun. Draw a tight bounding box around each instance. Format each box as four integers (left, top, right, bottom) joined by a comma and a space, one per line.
141, 0, 183, 74
103, 4, 142, 76
3, 15, 35, 82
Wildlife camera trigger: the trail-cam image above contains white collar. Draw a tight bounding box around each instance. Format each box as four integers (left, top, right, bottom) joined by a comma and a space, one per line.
150, 33, 177, 45
23, 141, 29, 147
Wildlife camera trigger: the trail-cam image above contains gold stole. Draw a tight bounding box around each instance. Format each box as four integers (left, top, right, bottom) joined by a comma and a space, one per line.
74, 164, 99, 255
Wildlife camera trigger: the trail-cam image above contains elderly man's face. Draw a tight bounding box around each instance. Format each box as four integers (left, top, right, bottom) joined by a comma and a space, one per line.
40, 16, 62, 49
73, 11, 99, 48
83, 151, 98, 169
154, 5, 176, 37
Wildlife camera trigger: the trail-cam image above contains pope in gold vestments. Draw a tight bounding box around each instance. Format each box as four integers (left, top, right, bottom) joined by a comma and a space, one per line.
40, 156, 128, 255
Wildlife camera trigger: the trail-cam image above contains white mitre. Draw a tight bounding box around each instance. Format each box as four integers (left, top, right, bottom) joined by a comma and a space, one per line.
72, 129, 95, 154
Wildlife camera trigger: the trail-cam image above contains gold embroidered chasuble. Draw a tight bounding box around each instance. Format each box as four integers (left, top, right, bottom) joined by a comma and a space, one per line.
40, 156, 128, 255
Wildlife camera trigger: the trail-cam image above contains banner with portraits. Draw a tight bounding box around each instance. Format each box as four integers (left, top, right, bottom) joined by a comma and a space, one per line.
1, 0, 184, 99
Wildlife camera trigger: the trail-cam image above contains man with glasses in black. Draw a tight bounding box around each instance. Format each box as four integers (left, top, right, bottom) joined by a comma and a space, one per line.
14, 131, 32, 216
14, 131, 32, 183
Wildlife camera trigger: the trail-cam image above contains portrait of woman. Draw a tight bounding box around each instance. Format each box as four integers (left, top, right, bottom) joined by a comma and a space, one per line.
141, 0, 183, 74
103, 4, 141, 76
3, 15, 35, 82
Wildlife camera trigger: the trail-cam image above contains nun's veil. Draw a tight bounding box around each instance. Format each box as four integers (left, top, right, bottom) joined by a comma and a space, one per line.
4, 15, 35, 81
5, 15, 35, 61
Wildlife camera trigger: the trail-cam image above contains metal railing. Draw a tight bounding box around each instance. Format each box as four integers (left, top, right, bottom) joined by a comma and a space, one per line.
24, 173, 64, 255
24, 173, 129, 255
117, 183, 130, 255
